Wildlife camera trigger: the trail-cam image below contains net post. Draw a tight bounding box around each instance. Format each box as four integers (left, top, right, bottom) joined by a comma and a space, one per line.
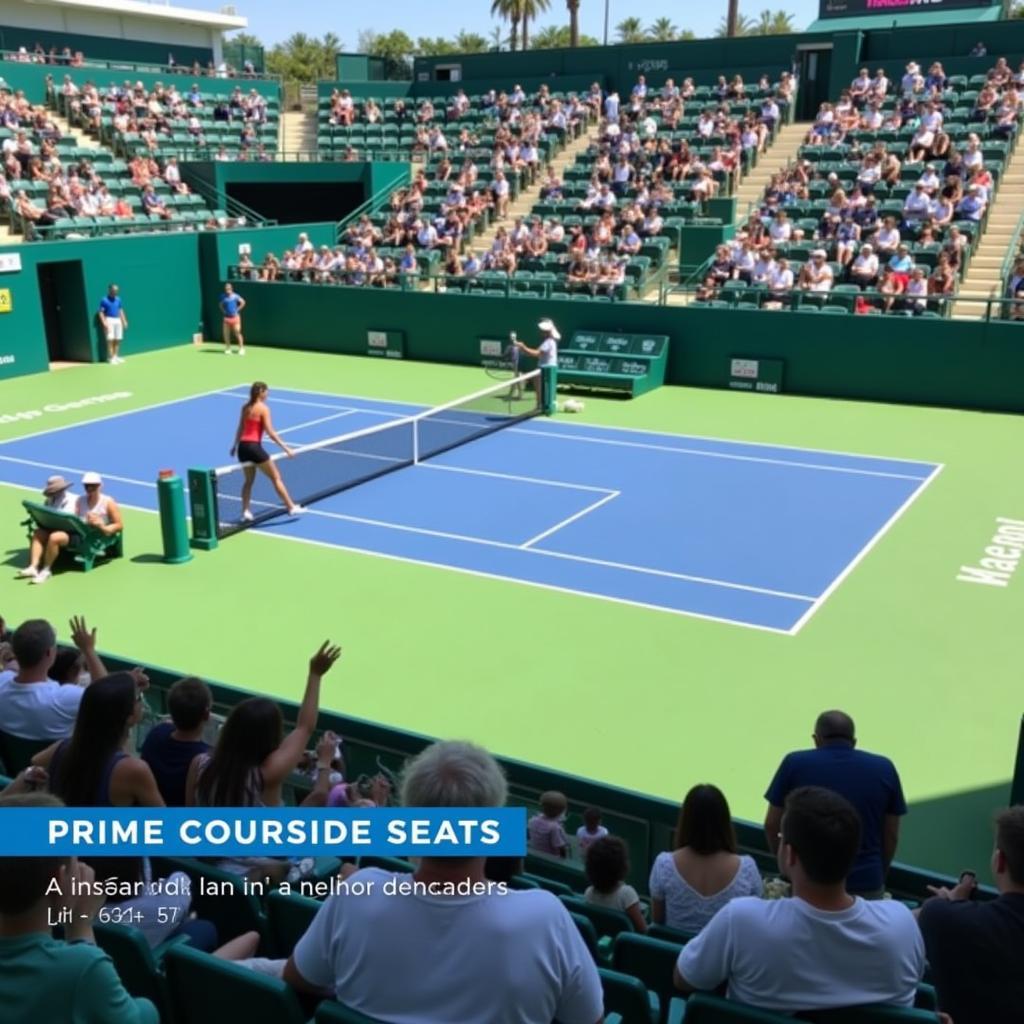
541, 366, 557, 416
413, 419, 420, 464
187, 468, 219, 551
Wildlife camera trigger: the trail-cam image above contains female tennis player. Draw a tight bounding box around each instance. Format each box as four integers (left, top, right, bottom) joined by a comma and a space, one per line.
230, 381, 305, 521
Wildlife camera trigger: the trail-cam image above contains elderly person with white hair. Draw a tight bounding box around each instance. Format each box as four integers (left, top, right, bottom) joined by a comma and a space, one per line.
283, 740, 603, 1024
18, 476, 77, 582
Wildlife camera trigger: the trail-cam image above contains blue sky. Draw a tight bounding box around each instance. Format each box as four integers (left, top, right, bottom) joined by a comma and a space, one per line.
201, 0, 821, 48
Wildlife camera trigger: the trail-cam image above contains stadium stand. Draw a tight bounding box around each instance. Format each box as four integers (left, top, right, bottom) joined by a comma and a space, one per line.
686, 56, 1024, 316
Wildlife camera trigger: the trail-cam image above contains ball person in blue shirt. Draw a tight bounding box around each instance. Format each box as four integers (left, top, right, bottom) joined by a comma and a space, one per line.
220, 282, 247, 356
98, 284, 128, 365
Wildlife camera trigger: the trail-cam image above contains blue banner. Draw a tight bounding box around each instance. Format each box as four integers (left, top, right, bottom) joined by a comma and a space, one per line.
0, 808, 526, 857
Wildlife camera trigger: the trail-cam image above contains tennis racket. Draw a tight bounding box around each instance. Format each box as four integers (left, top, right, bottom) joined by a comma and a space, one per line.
484, 332, 521, 381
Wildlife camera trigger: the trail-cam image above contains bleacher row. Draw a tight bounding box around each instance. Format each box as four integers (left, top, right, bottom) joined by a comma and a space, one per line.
0, 715, 943, 1024
0, 77, 273, 238
690, 63, 1021, 315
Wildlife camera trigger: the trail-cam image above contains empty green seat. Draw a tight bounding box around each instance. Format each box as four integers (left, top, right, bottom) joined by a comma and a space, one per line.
600, 967, 657, 1024
612, 933, 686, 1024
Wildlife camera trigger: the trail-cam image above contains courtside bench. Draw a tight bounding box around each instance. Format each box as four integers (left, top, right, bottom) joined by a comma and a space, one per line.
21, 501, 123, 572
557, 332, 669, 398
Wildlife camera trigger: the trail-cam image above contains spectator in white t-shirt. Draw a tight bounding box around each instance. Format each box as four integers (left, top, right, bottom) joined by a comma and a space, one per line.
283, 741, 603, 1024
849, 243, 879, 288
584, 836, 647, 933
650, 784, 762, 935
576, 806, 609, 856
0, 617, 105, 741
674, 786, 925, 1013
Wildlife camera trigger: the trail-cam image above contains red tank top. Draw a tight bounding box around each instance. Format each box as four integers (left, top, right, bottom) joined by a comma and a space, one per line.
240, 407, 264, 443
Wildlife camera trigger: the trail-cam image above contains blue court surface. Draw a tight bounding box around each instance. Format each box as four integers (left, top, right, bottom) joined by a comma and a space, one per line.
0, 384, 942, 634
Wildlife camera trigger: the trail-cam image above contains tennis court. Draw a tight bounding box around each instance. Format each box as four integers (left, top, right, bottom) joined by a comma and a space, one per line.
0, 379, 941, 634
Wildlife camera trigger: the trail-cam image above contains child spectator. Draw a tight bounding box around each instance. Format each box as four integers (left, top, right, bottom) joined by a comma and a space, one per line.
0, 792, 159, 1024
528, 790, 569, 858
576, 806, 609, 856
584, 836, 647, 933
140, 676, 212, 806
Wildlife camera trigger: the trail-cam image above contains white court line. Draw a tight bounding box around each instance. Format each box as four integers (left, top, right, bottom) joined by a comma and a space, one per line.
786, 462, 945, 636
237, 526, 795, 636
218, 391, 358, 413
0, 385, 241, 447
520, 491, 621, 549
0, 453, 156, 489
294, 504, 814, 602
419, 462, 615, 495
278, 409, 358, 436
509, 427, 931, 481
248, 384, 940, 471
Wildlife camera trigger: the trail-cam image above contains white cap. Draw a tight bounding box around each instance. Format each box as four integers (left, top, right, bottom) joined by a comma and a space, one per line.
81, 471, 102, 486
538, 318, 561, 340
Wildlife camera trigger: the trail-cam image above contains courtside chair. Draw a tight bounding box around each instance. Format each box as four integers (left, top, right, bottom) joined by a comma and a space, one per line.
163, 943, 307, 1024
600, 967, 659, 1024
613, 933, 688, 1024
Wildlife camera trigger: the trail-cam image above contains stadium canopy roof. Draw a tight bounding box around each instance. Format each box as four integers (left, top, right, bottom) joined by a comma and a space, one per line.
14, 0, 247, 30
806, 5, 1003, 30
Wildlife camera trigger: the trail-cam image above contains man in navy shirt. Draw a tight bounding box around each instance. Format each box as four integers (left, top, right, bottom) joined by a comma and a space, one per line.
917, 805, 1024, 1024
98, 283, 127, 365
140, 676, 211, 806
764, 710, 906, 896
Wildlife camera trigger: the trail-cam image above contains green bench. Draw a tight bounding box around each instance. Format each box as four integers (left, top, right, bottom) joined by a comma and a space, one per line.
557, 331, 669, 398
21, 501, 123, 573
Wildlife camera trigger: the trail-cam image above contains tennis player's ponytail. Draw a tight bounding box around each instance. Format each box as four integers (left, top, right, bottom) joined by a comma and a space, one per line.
246, 381, 267, 410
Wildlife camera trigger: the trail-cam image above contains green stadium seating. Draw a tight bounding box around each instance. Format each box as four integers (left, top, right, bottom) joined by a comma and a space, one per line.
92, 922, 189, 1018
561, 894, 636, 940
612, 934, 687, 1024
681, 993, 792, 1023
0, 732, 51, 775
600, 967, 658, 1024
266, 889, 321, 958
316, 1002, 389, 1024
164, 944, 307, 1024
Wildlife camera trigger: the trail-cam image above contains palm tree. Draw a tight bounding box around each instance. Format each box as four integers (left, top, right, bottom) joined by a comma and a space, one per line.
567, 0, 581, 47
647, 17, 678, 41
755, 9, 796, 34
519, 0, 551, 49
488, 25, 508, 50
491, 0, 522, 51
727, 0, 740, 36
616, 16, 646, 43
715, 12, 756, 36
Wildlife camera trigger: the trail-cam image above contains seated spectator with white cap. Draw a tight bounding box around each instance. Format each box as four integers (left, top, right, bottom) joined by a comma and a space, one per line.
18, 475, 77, 581
27, 473, 123, 586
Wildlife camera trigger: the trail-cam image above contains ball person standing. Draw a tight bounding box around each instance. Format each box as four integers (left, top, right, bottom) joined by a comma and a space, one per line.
514, 318, 560, 403
98, 284, 128, 364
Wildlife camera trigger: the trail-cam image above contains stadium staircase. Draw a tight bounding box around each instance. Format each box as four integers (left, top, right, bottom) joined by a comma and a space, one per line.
467, 123, 599, 259
280, 108, 315, 159
732, 120, 810, 219
50, 106, 102, 153
952, 133, 1024, 318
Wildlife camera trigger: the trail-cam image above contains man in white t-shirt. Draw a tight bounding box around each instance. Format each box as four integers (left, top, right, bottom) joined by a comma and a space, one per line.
674, 786, 924, 1013
0, 619, 84, 740
284, 741, 602, 1024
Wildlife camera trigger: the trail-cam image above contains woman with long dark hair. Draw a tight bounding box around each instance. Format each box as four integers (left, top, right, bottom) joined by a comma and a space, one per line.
33, 673, 211, 948
648, 783, 762, 934
230, 380, 304, 522
185, 642, 341, 881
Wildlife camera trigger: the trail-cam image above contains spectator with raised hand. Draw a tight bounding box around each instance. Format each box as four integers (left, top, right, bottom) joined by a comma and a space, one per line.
917, 806, 1024, 1023
674, 787, 924, 1011
0, 793, 159, 1024
764, 710, 906, 898
650, 784, 761, 934
186, 641, 342, 885
0, 616, 110, 741
283, 740, 604, 1024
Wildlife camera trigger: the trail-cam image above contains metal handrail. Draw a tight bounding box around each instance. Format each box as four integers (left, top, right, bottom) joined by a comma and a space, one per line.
335, 167, 412, 239
178, 165, 274, 226
0, 51, 279, 82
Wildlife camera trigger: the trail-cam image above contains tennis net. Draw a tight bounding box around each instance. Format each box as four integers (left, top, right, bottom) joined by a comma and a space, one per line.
211, 370, 542, 536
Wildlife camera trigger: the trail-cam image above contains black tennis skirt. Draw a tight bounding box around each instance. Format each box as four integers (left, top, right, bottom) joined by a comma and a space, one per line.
237, 441, 270, 465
